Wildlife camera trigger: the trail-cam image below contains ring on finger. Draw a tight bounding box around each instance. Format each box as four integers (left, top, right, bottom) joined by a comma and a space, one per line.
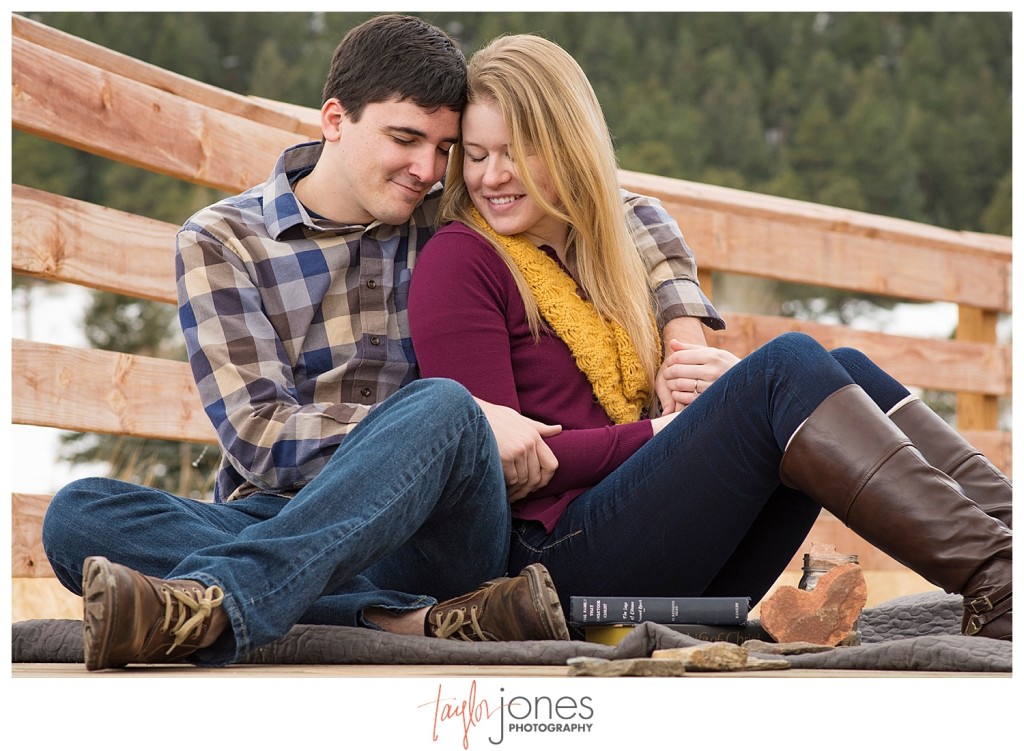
694, 378, 701, 393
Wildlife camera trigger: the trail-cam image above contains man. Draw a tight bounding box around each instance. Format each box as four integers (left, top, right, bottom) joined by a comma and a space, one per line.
41, 14, 721, 670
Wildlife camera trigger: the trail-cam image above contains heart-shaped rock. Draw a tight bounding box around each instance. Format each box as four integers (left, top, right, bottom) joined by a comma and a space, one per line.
758, 562, 867, 646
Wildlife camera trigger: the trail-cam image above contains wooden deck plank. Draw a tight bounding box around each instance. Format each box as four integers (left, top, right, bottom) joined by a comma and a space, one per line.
11, 662, 1006, 678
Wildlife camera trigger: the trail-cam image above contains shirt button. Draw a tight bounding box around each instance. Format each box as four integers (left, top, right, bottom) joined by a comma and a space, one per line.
370, 335, 381, 346
366, 279, 377, 289
360, 387, 372, 398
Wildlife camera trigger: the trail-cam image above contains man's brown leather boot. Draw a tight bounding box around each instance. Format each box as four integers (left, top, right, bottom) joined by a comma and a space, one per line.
426, 563, 570, 641
82, 556, 229, 670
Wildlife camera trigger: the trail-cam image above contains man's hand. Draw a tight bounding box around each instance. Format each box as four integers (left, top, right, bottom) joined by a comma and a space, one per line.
475, 399, 561, 501
655, 316, 706, 414
658, 339, 739, 413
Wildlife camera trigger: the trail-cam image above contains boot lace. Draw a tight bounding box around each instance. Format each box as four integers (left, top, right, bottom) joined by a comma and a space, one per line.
432, 606, 488, 641
158, 584, 225, 654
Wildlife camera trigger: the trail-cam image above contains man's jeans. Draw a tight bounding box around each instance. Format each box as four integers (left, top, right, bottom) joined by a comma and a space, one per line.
42, 379, 509, 665
509, 332, 912, 626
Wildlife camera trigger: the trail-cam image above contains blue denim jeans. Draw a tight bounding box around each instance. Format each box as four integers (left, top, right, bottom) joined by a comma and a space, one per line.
42, 379, 509, 665
509, 333, 911, 630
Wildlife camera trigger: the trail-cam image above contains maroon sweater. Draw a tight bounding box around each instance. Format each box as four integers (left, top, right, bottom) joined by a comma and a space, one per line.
409, 221, 654, 531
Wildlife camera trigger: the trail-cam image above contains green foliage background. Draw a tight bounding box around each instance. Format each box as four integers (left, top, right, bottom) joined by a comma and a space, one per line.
18, 11, 1012, 232
12, 11, 1012, 494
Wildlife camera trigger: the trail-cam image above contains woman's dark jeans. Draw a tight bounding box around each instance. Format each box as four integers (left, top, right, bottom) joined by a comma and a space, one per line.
509, 332, 911, 626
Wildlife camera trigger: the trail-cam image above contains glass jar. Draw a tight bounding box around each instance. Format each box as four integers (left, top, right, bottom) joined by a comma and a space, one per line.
798, 548, 860, 592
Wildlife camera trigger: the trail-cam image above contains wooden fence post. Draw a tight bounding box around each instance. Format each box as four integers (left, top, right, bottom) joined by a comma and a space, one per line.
956, 305, 1000, 431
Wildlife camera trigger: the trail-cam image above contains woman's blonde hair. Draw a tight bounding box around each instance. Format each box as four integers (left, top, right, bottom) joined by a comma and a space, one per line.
438, 34, 661, 390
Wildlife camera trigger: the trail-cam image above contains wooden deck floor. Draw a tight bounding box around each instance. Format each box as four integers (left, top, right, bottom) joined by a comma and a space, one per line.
12, 662, 1006, 678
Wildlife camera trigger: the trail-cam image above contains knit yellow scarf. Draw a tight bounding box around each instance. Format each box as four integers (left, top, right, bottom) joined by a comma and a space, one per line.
469, 209, 655, 424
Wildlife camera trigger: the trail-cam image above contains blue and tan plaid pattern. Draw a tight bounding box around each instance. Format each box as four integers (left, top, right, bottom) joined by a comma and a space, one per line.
176, 141, 723, 501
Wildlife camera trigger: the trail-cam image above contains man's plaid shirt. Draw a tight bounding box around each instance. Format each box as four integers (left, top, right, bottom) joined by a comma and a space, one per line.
176, 142, 723, 502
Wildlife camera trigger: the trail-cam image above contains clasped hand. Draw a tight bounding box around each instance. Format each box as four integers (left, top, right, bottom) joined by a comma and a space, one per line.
475, 399, 561, 501
655, 339, 739, 414
474, 338, 738, 499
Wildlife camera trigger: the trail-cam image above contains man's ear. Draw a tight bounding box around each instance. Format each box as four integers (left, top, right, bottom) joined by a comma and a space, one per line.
320, 98, 346, 142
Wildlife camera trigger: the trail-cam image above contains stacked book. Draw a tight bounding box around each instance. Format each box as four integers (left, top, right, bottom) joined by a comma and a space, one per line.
569, 595, 771, 646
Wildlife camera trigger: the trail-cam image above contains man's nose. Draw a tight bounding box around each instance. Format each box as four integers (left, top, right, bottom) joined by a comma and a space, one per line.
409, 146, 445, 184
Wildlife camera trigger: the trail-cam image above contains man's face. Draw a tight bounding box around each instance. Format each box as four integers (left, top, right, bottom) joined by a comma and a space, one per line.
327, 97, 460, 225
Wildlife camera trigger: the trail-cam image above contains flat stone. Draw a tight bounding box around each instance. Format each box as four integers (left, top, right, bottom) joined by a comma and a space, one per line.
758, 562, 868, 646
653, 642, 748, 670
732, 656, 790, 671
652, 642, 789, 671
567, 656, 687, 677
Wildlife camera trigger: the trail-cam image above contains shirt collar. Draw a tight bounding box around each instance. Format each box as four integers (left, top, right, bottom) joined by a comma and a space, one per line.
262, 141, 330, 239
261, 140, 445, 240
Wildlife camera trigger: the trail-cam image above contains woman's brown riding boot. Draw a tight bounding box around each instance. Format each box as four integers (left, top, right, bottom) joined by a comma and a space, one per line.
889, 396, 1012, 529
780, 385, 1012, 641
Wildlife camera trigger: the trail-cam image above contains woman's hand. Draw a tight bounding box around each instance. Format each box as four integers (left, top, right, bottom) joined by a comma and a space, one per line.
650, 411, 680, 435
657, 339, 739, 413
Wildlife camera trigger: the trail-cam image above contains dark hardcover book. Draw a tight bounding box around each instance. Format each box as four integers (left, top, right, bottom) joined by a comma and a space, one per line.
584, 622, 772, 646
568, 595, 750, 626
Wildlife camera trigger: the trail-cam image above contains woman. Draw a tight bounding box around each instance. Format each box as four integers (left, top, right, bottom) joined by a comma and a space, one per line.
408, 34, 1011, 640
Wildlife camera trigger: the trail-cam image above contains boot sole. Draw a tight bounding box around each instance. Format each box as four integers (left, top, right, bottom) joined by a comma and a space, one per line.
523, 563, 570, 640
82, 556, 121, 671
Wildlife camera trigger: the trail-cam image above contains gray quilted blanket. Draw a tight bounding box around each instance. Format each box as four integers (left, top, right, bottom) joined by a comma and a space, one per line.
11, 590, 1010, 672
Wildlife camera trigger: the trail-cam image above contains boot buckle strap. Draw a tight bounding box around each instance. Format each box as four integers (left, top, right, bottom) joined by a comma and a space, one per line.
964, 589, 1012, 635
964, 614, 984, 636
966, 581, 1012, 615
964, 607, 1009, 636
966, 595, 994, 615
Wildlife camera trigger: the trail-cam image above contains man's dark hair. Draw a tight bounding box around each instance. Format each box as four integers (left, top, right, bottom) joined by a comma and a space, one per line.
322, 14, 467, 119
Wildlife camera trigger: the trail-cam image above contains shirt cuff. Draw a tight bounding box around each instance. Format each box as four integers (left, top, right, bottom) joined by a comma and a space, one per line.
654, 278, 726, 331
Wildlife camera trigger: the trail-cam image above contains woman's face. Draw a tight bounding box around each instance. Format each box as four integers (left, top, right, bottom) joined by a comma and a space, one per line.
460, 101, 567, 250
